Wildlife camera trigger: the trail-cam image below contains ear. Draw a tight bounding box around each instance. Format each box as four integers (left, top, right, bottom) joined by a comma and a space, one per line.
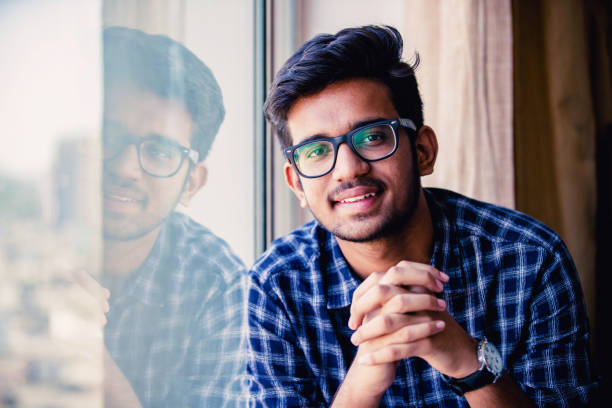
284, 162, 308, 208
180, 162, 207, 206
414, 125, 438, 176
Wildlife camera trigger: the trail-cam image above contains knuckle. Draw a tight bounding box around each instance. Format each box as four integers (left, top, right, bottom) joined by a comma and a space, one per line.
376, 283, 391, 297
400, 294, 413, 309
381, 314, 394, 330
399, 326, 414, 342
390, 346, 403, 360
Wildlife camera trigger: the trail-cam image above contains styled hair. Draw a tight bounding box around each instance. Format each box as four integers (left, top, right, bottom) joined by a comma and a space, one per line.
103, 26, 224, 161
264, 25, 423, 148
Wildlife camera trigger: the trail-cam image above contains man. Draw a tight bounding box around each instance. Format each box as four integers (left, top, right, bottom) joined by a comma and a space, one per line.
247, 25, 598, 407
100, 26, 246, 407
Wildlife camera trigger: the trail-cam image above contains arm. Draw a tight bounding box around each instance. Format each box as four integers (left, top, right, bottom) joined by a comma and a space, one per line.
510, 243, 598, 406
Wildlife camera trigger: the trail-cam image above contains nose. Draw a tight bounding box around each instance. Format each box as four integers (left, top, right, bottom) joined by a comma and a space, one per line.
104, 144, 142, 180
331, 143, 370, 181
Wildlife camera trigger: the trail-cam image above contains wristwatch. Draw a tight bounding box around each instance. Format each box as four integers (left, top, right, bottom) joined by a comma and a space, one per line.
442, 337, 503, 396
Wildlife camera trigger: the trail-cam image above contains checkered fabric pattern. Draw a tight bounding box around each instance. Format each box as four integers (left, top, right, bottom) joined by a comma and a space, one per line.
247, 188, 598, 407
104, 212, 249, 407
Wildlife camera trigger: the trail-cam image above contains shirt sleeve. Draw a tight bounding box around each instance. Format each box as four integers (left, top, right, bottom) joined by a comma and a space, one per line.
247, 270, 327, 407
513, 241, 599, 407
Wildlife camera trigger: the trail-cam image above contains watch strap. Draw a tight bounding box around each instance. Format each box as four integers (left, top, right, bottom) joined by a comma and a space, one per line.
442, 369, 499, 396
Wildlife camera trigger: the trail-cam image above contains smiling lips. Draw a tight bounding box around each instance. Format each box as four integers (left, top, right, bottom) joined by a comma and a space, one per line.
338, 192, 377, 203
103, 188, 146, 212
332, 185, 382, 210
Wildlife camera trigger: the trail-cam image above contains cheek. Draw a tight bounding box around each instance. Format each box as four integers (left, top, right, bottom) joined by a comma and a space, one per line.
301, 180, 329, 208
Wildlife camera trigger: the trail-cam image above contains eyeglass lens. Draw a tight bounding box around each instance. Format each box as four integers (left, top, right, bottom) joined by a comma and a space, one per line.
103, 131, 185, 177
293, 124, 396, 177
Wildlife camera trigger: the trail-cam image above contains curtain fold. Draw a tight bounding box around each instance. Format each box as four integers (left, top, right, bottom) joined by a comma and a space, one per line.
513, 0, 611, 378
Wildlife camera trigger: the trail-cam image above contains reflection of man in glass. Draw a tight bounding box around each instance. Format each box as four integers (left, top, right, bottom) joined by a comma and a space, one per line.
100, 26, 246, 407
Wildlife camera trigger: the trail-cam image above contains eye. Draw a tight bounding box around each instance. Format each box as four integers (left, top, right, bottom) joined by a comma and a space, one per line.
298, 142, 332, 161
353, 127, 390, 148
143, 141, 178, 161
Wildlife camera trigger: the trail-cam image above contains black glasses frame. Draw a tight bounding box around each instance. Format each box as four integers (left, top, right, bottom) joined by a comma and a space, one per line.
103, 132, 199, 178
283, 118, 417, 178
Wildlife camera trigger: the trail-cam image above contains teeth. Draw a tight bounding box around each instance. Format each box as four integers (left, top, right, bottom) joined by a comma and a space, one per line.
340, 192, 376, 203
108, 194, 137, 202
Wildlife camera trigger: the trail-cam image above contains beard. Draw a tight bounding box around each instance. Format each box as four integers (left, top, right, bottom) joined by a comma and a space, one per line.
329, 172, 420, 243
102, 170, 188, 242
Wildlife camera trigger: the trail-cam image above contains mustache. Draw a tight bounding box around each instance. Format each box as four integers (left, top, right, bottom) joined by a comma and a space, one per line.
328, 177, 386, 201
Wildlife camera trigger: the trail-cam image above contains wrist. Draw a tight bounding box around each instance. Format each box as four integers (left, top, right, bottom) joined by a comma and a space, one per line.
443, 336, 480, 378
441, 337, 504, 396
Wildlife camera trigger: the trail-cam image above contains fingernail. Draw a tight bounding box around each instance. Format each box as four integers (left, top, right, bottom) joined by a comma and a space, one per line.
350, 332, 359, 345
437, 299, 446, 309
436, 280, 443, 291
440, 272, 450, 282
348, 317, 354, 330
435, 321, 445, 330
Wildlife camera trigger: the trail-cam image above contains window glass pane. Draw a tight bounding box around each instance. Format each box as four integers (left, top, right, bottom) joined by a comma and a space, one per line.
0, 0, 104, 406
1, 0, 256, 406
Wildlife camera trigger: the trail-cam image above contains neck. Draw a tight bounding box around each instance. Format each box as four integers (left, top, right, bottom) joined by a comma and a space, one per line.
103, 227, 161, 277
336, 190, 434, 280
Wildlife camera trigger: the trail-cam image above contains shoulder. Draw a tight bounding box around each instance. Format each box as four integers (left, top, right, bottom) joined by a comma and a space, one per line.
165, 212, 246, 285
427, 188, 565, 253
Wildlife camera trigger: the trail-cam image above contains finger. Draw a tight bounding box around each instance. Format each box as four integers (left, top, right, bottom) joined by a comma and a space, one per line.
348, 273, 384, 330
352, 271, 384, 302
395, 261, 449, 282
352, 302, 443, 345
352, 313, 411, 345
349, 283, 406, 330
73, 269, 110, 313
357, 321, 446, 365
359, 313, 439, 350
381, 293, 446, 315
379, 264, 446, 293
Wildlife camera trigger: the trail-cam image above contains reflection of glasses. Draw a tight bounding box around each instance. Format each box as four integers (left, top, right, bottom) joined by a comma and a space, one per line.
284, 118, 416, 178
103, 129, 199, 178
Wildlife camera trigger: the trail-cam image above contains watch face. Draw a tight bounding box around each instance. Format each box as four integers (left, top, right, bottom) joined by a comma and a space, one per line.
483, 342, 503, 374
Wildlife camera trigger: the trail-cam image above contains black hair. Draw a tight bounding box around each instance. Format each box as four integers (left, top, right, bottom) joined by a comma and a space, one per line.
103, 26, 224, 161
264, 25, 423, 148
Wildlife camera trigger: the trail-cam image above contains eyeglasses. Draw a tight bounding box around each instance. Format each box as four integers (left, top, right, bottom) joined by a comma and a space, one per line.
103, 127, 199, 178
284, 118, 416, 178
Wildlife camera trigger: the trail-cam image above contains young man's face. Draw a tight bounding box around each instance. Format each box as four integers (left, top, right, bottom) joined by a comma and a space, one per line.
102, 85, 206, 241
284, 78, 424, 242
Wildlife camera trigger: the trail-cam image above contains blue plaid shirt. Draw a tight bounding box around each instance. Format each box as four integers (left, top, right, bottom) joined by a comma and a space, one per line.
247, 188, 597, 407
104, 212, 249, 407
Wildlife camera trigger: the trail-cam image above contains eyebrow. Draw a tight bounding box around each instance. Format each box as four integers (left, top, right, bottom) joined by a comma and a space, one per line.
104, 120, 186, 148
297, 117, 388, 145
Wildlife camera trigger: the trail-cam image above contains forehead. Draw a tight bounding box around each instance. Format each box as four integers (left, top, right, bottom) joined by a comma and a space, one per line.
286, 79, 398, 145
104, 84, 193, 147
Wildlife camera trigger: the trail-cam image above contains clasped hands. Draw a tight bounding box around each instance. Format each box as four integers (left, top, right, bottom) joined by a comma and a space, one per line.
347, 261, 479, 391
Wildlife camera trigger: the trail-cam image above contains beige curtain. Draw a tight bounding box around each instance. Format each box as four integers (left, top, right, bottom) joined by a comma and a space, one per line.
404, 0, 515, 209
